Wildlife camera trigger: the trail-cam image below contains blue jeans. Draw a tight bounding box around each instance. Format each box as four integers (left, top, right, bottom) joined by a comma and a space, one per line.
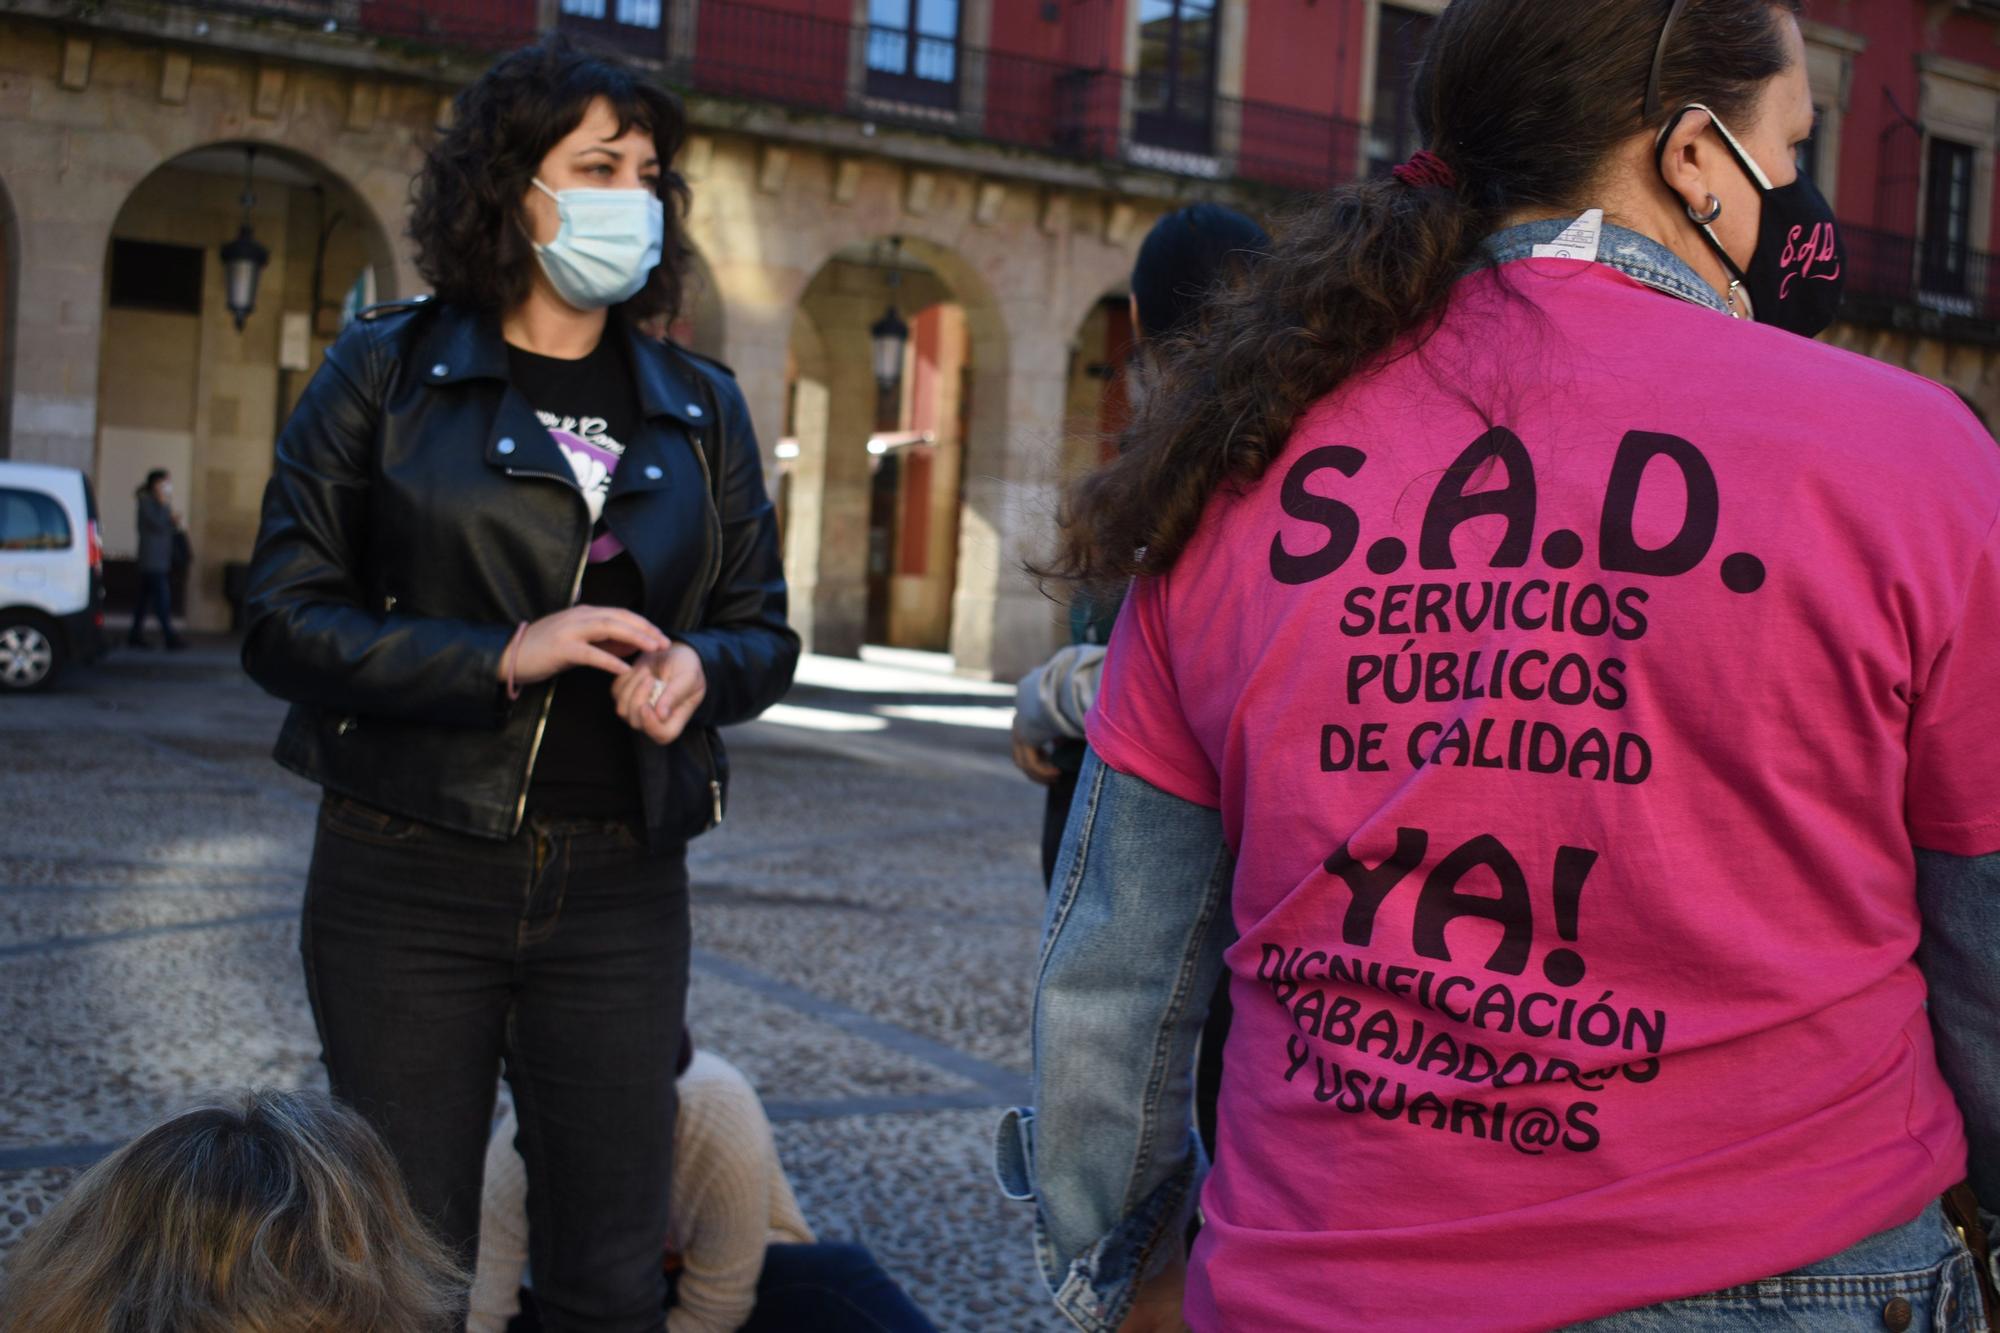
680, 1243, 937, 1332
302, 796, 690, 1333
128, 569, 178, 644
1569, 1201, 1988, 1331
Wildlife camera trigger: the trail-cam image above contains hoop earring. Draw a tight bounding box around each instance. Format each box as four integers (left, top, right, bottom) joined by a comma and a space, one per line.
1687, 194, 1723, 225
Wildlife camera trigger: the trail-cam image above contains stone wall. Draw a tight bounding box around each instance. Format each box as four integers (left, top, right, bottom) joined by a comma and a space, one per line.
0, 17, 1161, 672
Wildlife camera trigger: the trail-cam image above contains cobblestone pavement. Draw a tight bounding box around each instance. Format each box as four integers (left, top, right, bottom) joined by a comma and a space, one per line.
0, 639, 1067, 1331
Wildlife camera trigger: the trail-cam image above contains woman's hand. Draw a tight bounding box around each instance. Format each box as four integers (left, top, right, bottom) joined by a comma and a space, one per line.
506, 606, 670, 688
1012, 715, 1063, 786
612, 643, 707, 745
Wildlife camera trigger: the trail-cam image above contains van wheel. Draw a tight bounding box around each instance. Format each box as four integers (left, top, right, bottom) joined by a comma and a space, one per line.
0, 615, 61, 692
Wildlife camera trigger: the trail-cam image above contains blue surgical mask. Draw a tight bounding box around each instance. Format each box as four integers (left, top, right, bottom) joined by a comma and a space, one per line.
530, 177, 665, 310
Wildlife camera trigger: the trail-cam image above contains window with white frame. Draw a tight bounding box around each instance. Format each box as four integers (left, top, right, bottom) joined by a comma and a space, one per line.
1133, 0, 1220, 155
1914, 57, 2000, 311
1923, 136, 1977, 295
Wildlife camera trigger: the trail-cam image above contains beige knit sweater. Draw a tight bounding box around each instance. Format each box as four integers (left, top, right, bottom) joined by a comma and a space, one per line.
466, 1051, 815, 1333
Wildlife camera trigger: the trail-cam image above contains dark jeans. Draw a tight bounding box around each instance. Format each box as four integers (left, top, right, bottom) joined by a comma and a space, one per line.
128, 569, 179, 645
723, 1244, 937, 1333
511, 1242, 938, 1333
302, 795, 690, 1333
1041, 759, 1083, 887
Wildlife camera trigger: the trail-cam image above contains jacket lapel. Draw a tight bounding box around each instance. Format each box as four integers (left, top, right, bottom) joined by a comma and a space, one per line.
410, 310, 710, 612
413, 305, 581, 491
483, 386, 578, 489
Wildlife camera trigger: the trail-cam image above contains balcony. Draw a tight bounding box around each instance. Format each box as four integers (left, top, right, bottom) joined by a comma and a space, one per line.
74, 0, 1364, 195
662, 2, 1366, 193
360, 0, 539, 51
1839, 224, 2000, 345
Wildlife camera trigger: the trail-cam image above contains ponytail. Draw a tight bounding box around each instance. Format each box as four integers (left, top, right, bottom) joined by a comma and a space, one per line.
1039, 0, 1799, 595
1042, 164, 1498, 594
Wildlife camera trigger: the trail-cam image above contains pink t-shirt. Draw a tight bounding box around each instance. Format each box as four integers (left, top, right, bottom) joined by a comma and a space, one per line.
1087, 259, 2000, 1332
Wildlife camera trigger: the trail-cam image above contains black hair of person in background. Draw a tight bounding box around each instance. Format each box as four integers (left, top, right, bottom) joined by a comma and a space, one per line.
239, 37, 796, 1332
1021, 202, 1272, 879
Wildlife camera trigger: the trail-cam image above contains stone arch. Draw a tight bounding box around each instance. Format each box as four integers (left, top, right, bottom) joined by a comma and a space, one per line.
92, 139, 400, 631
0, 84, 427, 471
128, 139, 402, 306
780, 233, 1007, 658
680, 140, 1155, 674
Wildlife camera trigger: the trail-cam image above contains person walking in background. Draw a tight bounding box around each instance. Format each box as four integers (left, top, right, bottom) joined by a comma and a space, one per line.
470, 1033, 936, 1333
127, 468, 184, 651
1005, 0, 2000, 1329
0, 1089, 464, 1333
239, 37, 795, 1332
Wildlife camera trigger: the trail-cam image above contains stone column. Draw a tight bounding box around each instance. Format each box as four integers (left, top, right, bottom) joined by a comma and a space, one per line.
1, 147, 120, 471
949, 324, 1069, 680
722, 294, 796, 479
796, 285, 886, 658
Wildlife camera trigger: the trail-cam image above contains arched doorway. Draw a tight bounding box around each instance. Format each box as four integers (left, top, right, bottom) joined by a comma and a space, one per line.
781, 235, 1006, 660
93, 143, 396, 632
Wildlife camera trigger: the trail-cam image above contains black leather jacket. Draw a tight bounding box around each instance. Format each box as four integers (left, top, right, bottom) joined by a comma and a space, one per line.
241, 298, 798, 844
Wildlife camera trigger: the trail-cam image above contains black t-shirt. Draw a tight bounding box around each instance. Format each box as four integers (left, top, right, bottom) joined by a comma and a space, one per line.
506, 332, 647, 819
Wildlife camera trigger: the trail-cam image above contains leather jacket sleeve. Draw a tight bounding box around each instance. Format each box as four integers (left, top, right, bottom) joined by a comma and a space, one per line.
240, 322, 517, 728
676, 366, 800, 727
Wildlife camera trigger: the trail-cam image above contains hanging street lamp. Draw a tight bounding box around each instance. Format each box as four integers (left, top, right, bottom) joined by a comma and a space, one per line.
870, 304, 910, 391
870, 235, 910, 395
220, 145, 270, 332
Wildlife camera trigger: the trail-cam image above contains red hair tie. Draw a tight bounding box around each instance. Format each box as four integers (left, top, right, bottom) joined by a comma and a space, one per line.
1392, 150, 1458, 191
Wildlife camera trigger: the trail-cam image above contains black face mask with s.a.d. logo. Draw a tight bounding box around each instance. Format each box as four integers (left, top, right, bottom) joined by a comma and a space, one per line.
1657, 103, 1845, 338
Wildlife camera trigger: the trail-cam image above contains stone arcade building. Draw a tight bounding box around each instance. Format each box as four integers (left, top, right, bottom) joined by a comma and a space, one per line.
2, 0, 1996, 675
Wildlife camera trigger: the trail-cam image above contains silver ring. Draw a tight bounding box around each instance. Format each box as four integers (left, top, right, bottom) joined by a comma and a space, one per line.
647, 678, 666, 709
1687, 194, 1723, 226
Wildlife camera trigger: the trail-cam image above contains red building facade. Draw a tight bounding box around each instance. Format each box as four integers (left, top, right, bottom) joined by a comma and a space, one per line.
6, 0, 1994, 656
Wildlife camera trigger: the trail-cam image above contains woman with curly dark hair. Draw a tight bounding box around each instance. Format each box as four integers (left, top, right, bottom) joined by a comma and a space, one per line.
240, 38, 796, 1330
1005, 0, 2000, 1330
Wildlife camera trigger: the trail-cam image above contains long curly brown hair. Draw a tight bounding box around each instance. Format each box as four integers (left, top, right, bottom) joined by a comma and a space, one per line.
409, 36, 693, 324
1042, 0, 1801, 596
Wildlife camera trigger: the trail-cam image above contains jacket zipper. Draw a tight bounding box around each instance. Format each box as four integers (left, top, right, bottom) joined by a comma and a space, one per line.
692, 725, 724, 829
683, 424, 725, 609
683, 420, 726, 829
504, 417, 721, 837
510, 514, 591, 837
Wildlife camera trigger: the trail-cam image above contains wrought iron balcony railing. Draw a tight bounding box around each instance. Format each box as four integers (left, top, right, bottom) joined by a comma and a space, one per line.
68, 1, 2000, 341
100, 0, 1368, 193
1839, 223, 2000, 342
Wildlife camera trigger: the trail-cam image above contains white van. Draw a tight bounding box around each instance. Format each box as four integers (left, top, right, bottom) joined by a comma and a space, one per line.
0, 461, 105, 691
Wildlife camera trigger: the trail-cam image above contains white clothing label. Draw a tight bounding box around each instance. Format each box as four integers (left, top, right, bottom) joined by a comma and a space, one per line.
1532, 209, 1605, 263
